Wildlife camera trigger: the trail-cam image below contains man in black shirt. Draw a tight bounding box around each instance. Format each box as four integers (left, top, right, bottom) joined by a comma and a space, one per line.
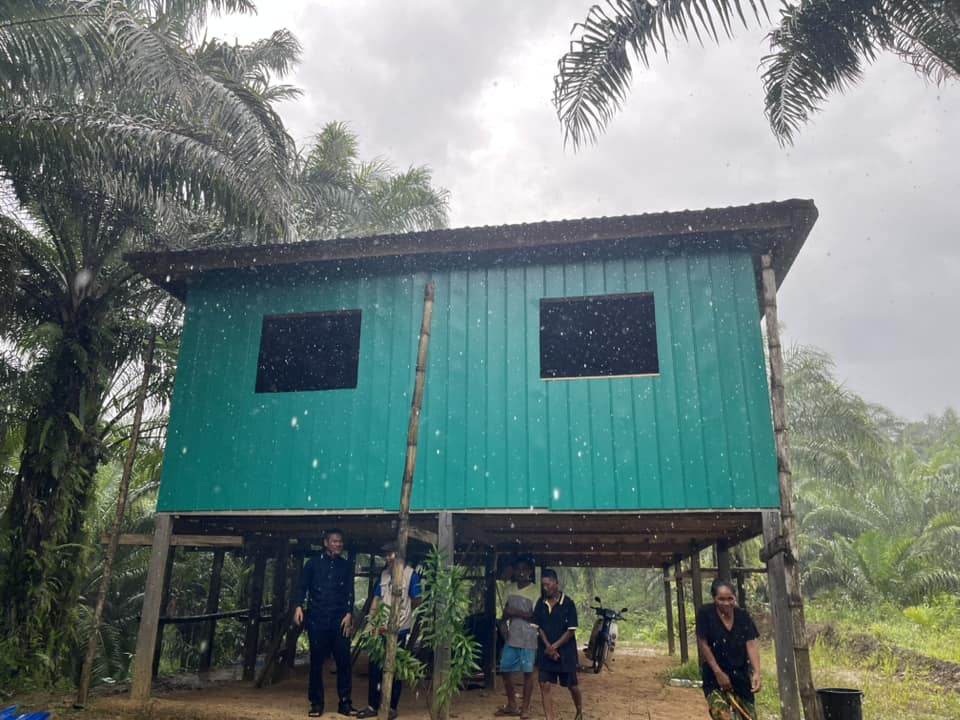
294, 529, 357, 717
532, 569, 582, 720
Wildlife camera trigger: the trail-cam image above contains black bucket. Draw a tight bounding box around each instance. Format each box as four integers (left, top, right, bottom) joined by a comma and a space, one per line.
817, 687, 863, 720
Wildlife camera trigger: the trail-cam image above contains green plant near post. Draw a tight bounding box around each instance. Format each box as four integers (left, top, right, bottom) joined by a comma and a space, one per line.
355, 604, 426, 685
417, 547, 480, 719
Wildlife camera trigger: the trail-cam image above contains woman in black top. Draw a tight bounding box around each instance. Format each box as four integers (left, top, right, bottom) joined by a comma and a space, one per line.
695, 579, 761, 720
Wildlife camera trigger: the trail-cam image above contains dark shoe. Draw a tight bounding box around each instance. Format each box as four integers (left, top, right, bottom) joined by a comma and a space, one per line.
309, 706, 323, 718
338, 702, 358, 716
354, 708, 377, 719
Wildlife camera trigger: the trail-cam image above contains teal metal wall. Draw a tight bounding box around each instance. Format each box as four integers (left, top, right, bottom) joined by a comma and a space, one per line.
157, 250, 778, 512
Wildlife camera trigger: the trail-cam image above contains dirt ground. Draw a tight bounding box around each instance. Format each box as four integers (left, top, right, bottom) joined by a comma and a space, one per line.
28, 648, 709, 720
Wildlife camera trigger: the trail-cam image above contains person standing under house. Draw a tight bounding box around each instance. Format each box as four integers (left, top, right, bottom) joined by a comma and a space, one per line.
533, 569, 583, 720
696, 578, 762, 720
494, 558, 539, 719
355, 542, 423, 719
294, 529, 358, 717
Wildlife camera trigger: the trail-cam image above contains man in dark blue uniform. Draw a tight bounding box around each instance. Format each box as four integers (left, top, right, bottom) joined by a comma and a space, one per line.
532, 569, 582, 720
294, 528, 357, 717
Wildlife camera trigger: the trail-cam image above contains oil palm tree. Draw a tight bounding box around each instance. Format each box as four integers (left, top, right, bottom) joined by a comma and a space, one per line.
555, 0, 960, 146
0, 0, 300, 686
296, 121, 450, 240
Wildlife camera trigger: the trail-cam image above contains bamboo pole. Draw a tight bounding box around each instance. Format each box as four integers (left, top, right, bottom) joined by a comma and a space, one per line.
761, 253, 820, 720
76, 329, 157, 707
379, 281, 435, 720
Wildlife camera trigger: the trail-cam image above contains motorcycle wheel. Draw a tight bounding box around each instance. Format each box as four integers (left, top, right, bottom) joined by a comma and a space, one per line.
592, 636, 607, 673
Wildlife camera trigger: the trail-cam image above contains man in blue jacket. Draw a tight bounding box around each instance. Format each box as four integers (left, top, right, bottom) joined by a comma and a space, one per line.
294, 529, 357, 717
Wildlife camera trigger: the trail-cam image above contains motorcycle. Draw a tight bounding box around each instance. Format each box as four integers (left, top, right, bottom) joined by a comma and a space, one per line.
584, 596, 627, 673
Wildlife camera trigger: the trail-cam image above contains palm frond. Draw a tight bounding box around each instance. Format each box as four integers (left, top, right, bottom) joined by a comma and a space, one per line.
554, 0, 768, 148
762, 0, 885, 144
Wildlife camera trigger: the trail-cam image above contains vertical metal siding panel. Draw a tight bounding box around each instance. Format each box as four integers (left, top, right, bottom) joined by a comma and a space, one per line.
524, 265, 549, 508
504, 267, 530, 507
604, 258, 640, 509
562, 262, 591, 510
362, 274, 393, 507
380, 275, 414, 510
444, 270, 469, 509
646, 256, 684, 509
417, 271, 447, 509
688, 254, 731, 508
543, 264, 573, 510
623, 257, 660, 509
485, 268, 508, 507
465, 269, 488, 508
667, 254, 709, 508
584, 261, 615, 509
345, 275, 377, 507
158, 290, 203, 512
731, 256, 779, 506
709, 253, 754, 507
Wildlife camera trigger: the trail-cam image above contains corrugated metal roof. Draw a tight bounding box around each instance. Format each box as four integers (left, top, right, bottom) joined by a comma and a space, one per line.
125, 199, 817, 300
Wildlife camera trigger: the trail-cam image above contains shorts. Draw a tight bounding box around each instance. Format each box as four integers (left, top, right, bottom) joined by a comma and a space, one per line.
539, 669, 578, 687
500, 645, 536, 673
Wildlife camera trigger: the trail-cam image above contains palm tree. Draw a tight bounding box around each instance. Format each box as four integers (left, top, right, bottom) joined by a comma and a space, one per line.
296, 121, 450, 240
0, 0, 300, 685
554, 0, 960, 146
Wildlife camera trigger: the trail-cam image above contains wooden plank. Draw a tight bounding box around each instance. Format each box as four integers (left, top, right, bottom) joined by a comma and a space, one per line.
483, 553, 498, 689
199, 549, 225, 672
131, 513, 174, 703
763, 510, 801, 720
663, 565, 675, 657
761, 254, 820, 720
716, 541, 731, 582
675, 561, 688, 664
690, 548, 704, 611
152, 545, 177, 677
432, 511, 454, 720
242, 552, 267, 681
103, 533, 244, 547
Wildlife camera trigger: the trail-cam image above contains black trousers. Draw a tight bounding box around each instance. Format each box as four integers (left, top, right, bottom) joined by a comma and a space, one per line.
367, 631, 409, 711
307, 626, 353, 709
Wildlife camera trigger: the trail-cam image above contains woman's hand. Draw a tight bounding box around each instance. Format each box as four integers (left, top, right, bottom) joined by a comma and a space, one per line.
294, 606, 304, 626
751, 670, 762, 693
715, 669, 732, 691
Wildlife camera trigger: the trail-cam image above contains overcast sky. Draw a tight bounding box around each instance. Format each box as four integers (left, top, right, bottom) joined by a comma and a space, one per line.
210, 1, 958, 421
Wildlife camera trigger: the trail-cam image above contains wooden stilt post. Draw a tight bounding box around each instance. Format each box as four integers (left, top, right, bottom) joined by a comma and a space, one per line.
432, 511, 455, 720
271, 542, 290, 644
76, 330, 157, 707
716, 541, 731, 582
380, 282, 435, 720
131, 513, 174, 703
761, 253, 821, 720
199, 549, 226, 673
243, 550, 267, 681
690, 547, 704, 611
285, 553, 304, 668
152, 545, 177, 677
734, 545, 748, 609
483, 552, 498, 689
764, 510, 802, 720
674, 559, 688, 664
663, 565, 675, 657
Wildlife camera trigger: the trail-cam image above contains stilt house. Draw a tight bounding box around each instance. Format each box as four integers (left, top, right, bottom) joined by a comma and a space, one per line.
124, 199, 818, 717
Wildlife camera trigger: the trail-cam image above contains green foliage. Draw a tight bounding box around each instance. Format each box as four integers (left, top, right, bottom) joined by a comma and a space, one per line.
295, 121, 450, 240
354, 604, 426, 685
555, 0, 960, 146
417, 548, 481, 717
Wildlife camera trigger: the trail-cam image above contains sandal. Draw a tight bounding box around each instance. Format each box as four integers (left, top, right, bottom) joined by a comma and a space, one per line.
493, 709, 521, 717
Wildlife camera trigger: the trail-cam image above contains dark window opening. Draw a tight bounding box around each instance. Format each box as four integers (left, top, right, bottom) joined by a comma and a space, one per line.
255, 311, 361, 393
539, 293, 658, 379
